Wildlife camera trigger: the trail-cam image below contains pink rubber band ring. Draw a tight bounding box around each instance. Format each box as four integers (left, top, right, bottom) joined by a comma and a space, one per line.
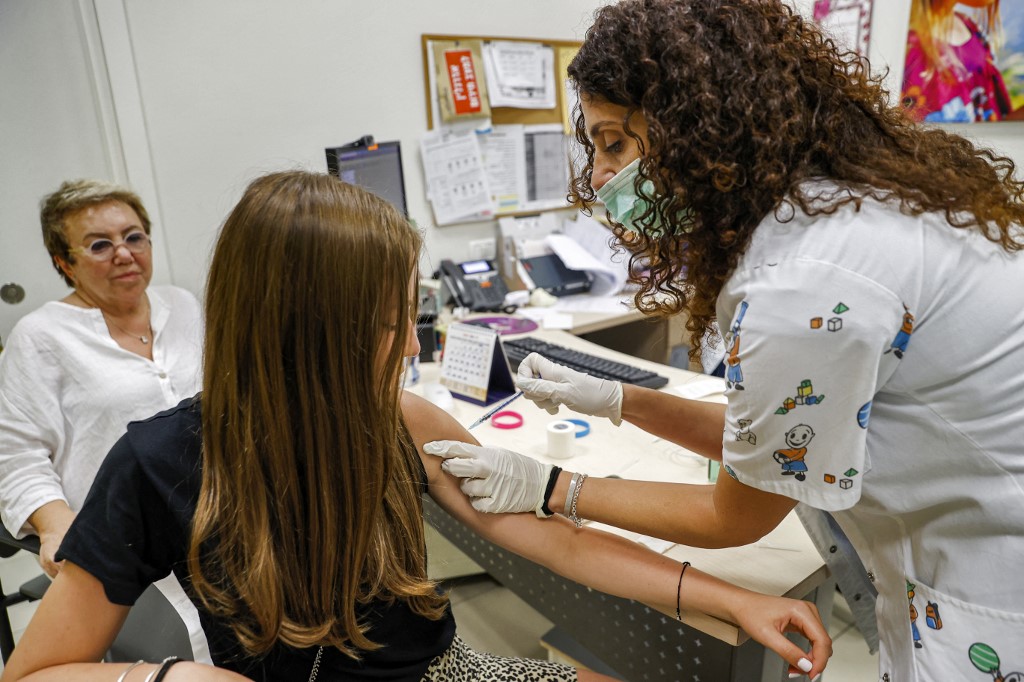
490, 411, 524, 429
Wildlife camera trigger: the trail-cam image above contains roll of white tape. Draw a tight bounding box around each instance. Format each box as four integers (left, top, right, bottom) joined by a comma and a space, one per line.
547, 420, 576, 459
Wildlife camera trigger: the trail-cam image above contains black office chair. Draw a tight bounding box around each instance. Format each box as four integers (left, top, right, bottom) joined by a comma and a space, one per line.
105, 582, 195, 663
0, 526, 49, 662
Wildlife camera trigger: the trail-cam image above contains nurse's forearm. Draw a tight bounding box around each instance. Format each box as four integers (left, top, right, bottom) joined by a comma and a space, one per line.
546, 466, 796, 548
619, 384, 727, 460
548, 475, 735, 547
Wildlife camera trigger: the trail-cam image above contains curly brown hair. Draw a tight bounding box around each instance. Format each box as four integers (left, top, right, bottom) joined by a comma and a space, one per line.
567, 0, 1024, 359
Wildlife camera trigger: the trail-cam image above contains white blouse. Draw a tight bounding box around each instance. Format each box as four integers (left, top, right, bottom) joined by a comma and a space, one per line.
0, 285, 203, 537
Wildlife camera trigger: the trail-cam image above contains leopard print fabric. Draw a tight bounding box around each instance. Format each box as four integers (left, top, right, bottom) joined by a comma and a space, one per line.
421, 635, 579, 681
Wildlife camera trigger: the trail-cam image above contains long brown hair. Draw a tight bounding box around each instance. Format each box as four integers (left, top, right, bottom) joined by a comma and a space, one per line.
190, 170, 445, 657
568, 0, 1024, 358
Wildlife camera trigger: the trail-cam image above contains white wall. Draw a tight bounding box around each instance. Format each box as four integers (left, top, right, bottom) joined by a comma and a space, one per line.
3, 0, 1023, 340
111, 0, 604, 294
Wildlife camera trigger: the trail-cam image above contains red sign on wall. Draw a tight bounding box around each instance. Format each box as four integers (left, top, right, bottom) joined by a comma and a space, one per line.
444, 49, 482, 116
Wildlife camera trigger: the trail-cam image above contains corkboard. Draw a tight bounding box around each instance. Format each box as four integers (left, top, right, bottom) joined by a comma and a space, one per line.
422, 34, 581, 131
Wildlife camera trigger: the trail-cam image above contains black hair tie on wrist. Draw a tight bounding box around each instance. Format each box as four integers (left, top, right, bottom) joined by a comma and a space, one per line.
152, 657, 183, 682
676, 561, 691, 622
540, 466, 563, 517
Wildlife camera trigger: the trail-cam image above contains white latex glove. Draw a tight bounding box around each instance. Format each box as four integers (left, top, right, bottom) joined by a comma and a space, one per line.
424, 440, 553, 517
515, 352, 623, 425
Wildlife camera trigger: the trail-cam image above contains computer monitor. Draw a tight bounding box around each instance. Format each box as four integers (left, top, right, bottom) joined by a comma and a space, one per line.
325, 139, 408, 215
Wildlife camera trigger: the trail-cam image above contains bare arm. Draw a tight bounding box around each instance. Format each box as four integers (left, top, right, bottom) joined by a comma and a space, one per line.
1, 563, 247, 682
544, 462, 797, 549
511, 364, 793, 547
619, 384, 727, 460
535, 384, 795, 548
403, 393, 830, 676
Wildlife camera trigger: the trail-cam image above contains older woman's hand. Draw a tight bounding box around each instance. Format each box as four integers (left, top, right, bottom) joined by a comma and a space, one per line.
28, 500, 76, 578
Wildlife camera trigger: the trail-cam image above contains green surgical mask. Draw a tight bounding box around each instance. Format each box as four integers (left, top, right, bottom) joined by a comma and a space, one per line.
595, 158, 692, 236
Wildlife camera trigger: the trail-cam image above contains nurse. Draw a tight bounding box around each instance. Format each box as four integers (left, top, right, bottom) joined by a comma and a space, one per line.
427, 1, 1024, 680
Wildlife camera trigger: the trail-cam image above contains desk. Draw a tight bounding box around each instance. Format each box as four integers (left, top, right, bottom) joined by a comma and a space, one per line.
414, 330, 831, 682
449, 300, 695, 370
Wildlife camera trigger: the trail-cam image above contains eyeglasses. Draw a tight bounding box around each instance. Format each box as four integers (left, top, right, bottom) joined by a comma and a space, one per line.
71, 231, 151, 262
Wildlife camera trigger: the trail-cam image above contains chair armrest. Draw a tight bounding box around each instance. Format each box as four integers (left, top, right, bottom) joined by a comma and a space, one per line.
0, 523, 41, 555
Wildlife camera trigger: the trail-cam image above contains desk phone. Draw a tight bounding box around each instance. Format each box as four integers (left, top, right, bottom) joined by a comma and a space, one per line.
440, 259, 510, 312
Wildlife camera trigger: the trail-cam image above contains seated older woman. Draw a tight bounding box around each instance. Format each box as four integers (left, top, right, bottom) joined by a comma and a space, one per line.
0, 179, 202, 577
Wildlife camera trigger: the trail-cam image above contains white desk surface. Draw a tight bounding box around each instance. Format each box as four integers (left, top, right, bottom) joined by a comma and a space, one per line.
413, 329, 829, 646
558, 307, 645, 335
445, 302, 644, 336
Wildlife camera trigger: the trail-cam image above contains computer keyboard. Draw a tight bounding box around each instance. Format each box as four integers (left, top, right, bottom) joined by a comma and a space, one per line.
502, 337, 670, 389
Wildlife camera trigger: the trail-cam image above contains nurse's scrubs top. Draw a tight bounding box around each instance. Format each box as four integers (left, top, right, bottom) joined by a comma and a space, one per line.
717, 184, 1024, 682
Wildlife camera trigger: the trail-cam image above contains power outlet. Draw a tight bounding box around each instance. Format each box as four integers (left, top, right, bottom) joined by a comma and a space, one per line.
469, 238, 496, 261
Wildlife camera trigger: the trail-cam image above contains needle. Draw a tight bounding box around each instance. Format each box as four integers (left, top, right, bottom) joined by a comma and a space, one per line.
467, 391, 524, 430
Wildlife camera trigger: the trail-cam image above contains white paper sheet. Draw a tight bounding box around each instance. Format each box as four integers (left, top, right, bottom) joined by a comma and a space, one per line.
522, 124, 571, 211
548, 293, 633, 314
541, 312, 573, 330
420, 132, 495, 225
477, 125, 527, 212
554, 215, 630, 296
670, 376, 727, 402
482, 41, 556, 109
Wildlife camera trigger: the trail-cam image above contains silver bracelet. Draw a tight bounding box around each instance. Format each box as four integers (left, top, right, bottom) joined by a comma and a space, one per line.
568, 473, 588, 528
116, 660, 145, 682
563, 472, 582, 517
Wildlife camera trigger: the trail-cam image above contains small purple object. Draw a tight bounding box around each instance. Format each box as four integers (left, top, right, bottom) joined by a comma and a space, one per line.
465, 316, 539, 335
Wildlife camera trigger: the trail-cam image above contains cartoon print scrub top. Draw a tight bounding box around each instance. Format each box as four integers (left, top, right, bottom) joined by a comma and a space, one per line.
717, 185, 1024, 682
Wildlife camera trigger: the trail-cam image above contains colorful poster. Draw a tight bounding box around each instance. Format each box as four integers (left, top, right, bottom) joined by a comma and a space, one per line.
901, 1, 1024, 123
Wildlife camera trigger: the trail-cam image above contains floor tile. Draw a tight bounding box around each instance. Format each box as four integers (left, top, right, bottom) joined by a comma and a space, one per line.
448, 582, 552, 661
824, 621, 878, 682
443, 575, 502, 606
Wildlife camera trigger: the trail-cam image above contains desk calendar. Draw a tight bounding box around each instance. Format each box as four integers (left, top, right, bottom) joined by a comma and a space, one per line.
440, 322, 516, 405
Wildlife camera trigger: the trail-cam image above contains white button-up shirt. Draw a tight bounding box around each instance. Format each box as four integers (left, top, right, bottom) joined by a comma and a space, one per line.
0, 285, 203, 537
719, 188, 1024, 681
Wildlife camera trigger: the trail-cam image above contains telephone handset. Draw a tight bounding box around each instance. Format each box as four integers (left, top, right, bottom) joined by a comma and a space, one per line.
439, 259, 511, 312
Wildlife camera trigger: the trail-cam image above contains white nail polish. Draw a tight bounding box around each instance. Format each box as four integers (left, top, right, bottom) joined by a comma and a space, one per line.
788, 674, 801, 679
797, 658, 813, 673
